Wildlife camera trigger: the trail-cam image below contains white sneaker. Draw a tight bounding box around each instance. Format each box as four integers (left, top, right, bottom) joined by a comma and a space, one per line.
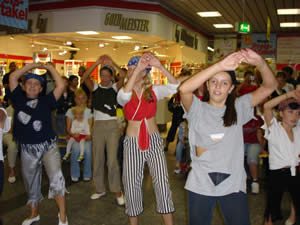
251, 181, 259, 194
58, 213, 68, 225
71, 177, 79, 182
116, 193, 125, 206
285, 218, 295, 225
90, 192, 106, 200
8, 176, 16, 183
22, 215, 40, 225
174, 168, 181, 174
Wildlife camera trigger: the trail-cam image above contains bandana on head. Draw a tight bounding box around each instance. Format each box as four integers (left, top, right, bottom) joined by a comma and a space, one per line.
127, 56, 152, 73
24, 73, 45, 85
278, 98, 300, 111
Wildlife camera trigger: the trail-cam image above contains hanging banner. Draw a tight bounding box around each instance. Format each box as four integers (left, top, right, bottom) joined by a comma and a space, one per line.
241, 33, 276, 58
0, 0, 28, 30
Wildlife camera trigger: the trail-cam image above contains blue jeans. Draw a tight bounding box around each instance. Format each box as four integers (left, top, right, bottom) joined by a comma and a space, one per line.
188, 191, 251, 225
70, 141, 92, 179
244, 143, 261, 165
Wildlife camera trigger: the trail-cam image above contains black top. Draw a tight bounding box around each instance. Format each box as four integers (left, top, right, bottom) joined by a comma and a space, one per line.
80, 83, 90, 97
92, 86, 117, 116
8, 85, 58, 144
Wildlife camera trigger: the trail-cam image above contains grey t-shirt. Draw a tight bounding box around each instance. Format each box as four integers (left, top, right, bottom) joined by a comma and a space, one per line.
184, 94, 253, 196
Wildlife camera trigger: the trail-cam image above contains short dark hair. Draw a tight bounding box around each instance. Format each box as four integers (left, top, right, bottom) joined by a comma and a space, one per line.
276, 71, 286, 79
68, 75, 78, 82
244, 71, 253, 78
282, 66, 293, 76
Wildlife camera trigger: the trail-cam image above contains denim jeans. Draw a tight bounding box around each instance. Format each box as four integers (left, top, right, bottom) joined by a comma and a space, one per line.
70, 141, 92, 179
188, 190, 251, 225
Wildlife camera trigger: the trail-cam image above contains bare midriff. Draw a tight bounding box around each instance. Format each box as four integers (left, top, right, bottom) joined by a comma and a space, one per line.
126, 117, 158, 137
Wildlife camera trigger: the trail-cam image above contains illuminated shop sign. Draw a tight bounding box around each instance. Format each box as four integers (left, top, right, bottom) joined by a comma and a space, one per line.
104, 13, 149, 32
0, 0, 28, 30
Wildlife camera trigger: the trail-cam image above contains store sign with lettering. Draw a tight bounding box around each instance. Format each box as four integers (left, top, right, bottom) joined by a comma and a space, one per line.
104, 13, 149, 32
0, 0, 28, 30
241, 33, 276, 58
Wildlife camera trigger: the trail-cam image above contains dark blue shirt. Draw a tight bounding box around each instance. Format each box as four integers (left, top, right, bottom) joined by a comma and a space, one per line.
9, 85, 57, 144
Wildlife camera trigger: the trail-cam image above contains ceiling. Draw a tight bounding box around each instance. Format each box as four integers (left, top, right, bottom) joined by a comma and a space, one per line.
146, 0, 300, 35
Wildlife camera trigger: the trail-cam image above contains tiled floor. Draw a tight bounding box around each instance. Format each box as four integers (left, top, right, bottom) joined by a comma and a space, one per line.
0, 137, 292, 225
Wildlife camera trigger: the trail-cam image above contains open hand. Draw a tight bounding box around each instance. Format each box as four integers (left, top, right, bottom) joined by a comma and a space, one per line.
218, 52, 244, 71
240, 48, 265, 68
287, 89, 300, 100
148, 53, 161, 68
136, 53, 151, 72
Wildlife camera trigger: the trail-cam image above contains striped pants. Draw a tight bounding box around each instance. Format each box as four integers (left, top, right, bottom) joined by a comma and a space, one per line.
123, 132, 174, 217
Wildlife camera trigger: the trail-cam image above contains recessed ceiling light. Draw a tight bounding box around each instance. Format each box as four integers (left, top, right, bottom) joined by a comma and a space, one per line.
213, 24, 233, 28
277, 8, 300, 15
134, 45, 140, 51
280, 22, 300, 27
197, 11, 222, 17
98, 43, 105, 47
66, 41, 72, 45
112, 36, 132, 40
76, 31, 99, 35
43, 47, 48, 51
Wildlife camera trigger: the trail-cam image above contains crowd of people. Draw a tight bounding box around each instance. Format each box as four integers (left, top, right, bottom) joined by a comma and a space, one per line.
0, 49, 299, 225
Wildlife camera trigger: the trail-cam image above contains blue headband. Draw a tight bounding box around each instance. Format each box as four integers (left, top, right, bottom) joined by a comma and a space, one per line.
127, 56, 152, 73
24, 73, 45, 85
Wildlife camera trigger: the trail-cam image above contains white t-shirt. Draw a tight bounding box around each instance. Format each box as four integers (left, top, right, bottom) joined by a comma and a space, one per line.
70, 119, 90, 135
264, 118, 300, 176
93, 83, 118, 121
0, 108, 12, 161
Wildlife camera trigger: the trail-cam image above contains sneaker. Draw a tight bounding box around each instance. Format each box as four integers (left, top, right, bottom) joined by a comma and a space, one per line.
8, 176, 16, 183
83, 177, 91, 181
251, 181, 259, 194
174, 168, 181, 174
22, 215, 40, 225
58, 213, 68, 225
285, 218, 296, 225
90, 192, 106, 200
77, 154, 85, 162
63, 153, 71, 161
116, 193, 125, 206
71, 177, 79, 182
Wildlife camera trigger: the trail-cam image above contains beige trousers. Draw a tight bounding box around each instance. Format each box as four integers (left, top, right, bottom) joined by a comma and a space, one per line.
92, 120, 121, 193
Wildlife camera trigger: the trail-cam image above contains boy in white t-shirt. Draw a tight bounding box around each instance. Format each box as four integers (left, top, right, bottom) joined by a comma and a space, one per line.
63, 106, 91, 162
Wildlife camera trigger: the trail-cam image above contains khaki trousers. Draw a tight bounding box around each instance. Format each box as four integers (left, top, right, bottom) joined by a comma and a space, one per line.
92, 120, 121, 193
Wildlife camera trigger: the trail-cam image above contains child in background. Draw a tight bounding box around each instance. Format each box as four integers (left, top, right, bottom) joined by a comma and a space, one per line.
263, 89, 300, 225
63, 106, 91, 162
174, 119, 189, 174
0, 107, 11, 196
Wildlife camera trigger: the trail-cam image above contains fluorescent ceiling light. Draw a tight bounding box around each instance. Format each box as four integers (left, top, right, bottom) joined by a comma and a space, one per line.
112, 36, 132, 40
280, 22, 300, 27
197, 11, 222, 17
98, 43, 105, 47
76, 31, 99, 35
66, 41, 72, 45
207, 46, 214, 52
277, 8, 300, 15
213, 24, 233, 28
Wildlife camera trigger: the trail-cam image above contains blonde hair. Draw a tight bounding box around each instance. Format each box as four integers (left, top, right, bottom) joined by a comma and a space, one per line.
129, 73, 153, 101
71, 106, 85, 115
74, 88, 87, 98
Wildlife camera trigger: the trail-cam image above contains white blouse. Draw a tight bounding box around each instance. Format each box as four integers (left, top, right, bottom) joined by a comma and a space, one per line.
264, 118, 300, 176
0, 108, 12, 161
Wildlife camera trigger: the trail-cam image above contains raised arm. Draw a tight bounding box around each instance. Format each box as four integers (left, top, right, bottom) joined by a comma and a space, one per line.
263, 89, 300, 127
240, 49, 277, 107
42, 63, 65, 101
103, 56, 126, 90
148, 54, 178, 85
123, 54, 149, 93
9, 63, 40, 92
179, 52, 243, 112
81, 55, 108, 92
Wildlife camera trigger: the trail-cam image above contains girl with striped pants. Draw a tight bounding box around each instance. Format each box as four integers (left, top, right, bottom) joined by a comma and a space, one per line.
117, 53, 179, 225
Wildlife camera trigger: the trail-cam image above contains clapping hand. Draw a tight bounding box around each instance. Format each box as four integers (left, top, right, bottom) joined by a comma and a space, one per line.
218, 51, 245, 71
288, 89, 300, 100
